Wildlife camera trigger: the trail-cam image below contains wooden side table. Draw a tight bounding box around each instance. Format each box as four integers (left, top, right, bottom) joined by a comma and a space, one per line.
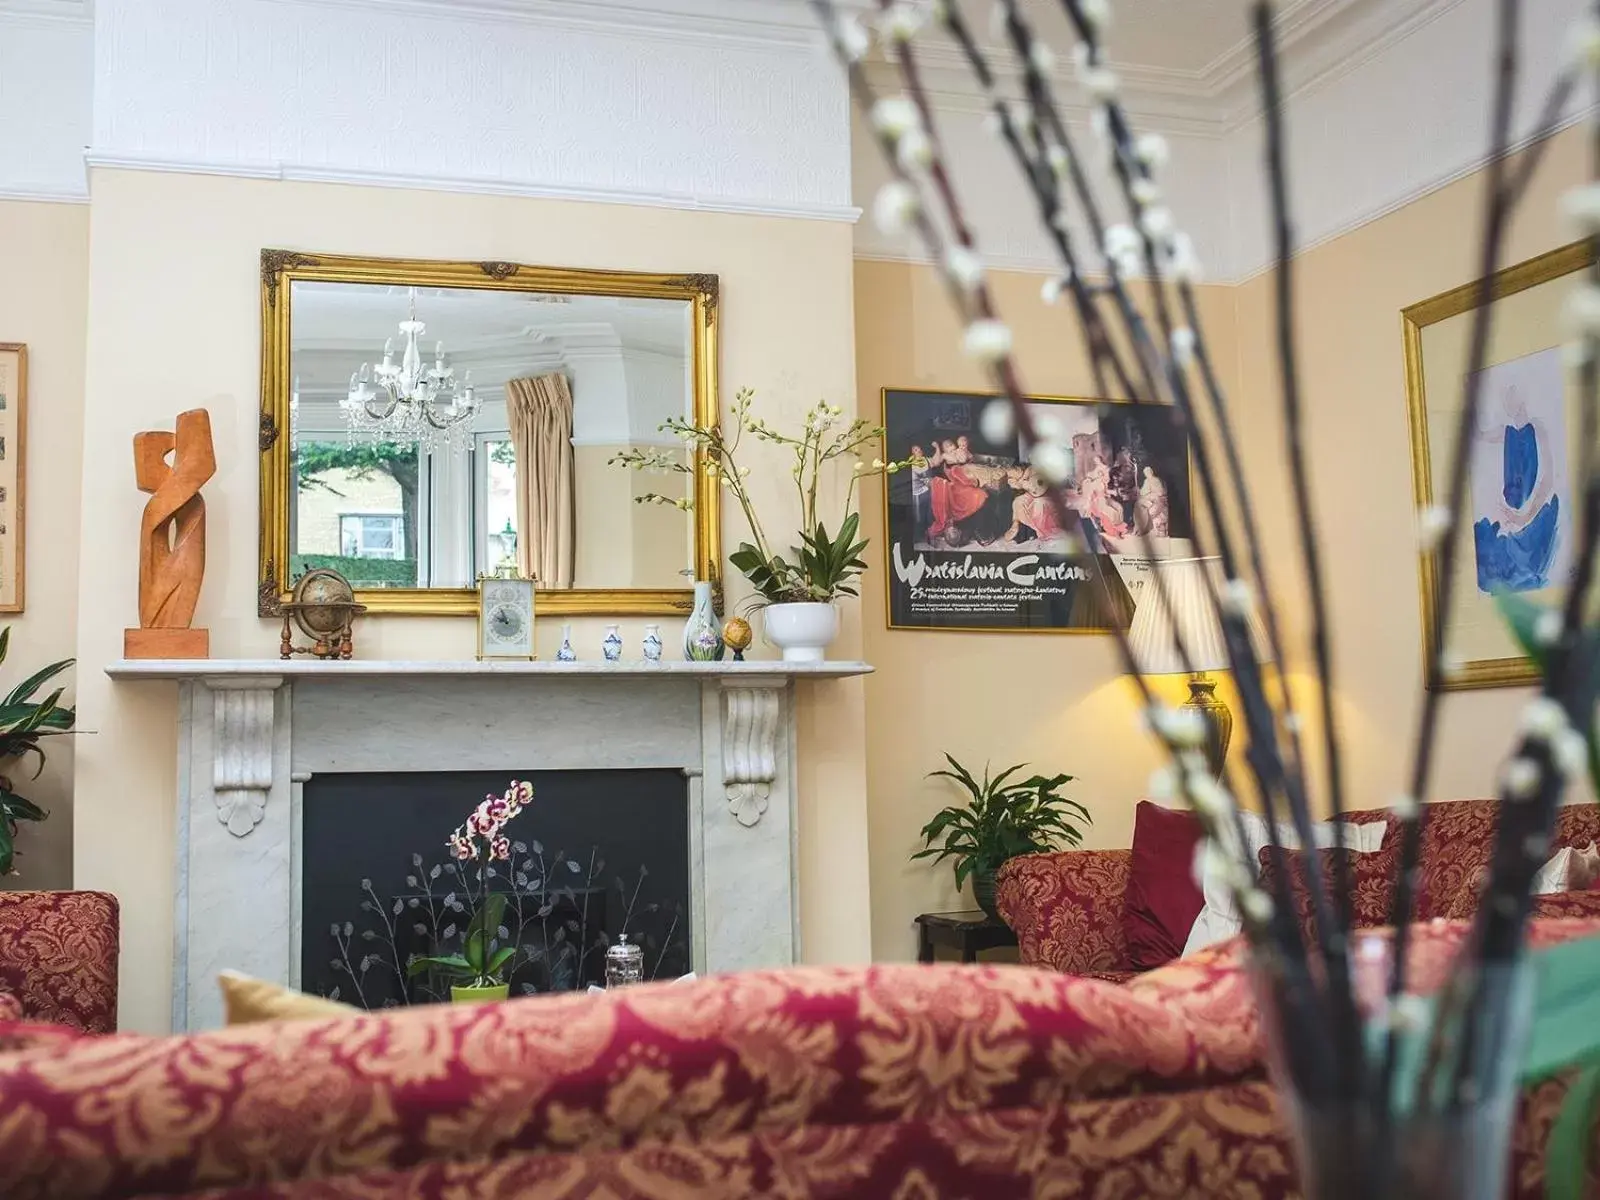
915, 909, 1018, 964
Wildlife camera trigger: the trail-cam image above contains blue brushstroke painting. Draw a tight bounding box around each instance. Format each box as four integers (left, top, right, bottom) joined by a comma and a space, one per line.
1501, 422, 1538, 509
1475, 499, 1560, 591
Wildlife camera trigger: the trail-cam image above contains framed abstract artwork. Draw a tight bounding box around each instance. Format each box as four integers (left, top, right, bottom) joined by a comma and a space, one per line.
880, 388, 1193, 632
0, 345, 24, 613
1404, 240, 1596, 691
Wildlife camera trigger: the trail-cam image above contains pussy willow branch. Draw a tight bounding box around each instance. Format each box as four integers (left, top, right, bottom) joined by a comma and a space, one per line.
996, 0, 1346, 1026
923, 0, 1341, 1087
1250, 0, 1368, 1105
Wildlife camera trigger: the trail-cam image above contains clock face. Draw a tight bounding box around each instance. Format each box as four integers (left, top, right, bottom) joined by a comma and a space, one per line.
488, 604, 525, 642
480, 580, 533, 656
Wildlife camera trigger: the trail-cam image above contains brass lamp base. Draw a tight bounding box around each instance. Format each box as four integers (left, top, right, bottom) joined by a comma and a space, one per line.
1184, 674, 1233, 778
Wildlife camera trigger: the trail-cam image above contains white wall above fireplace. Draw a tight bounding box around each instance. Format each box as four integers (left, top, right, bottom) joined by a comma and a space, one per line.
107, 658, 870, 1030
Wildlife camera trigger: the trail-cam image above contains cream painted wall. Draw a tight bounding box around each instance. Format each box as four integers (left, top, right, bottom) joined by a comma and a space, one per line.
0, 200, 87, 891
854, 260, 1243, 960
1229, 125, 1595, 819
76, 169, 867, 1032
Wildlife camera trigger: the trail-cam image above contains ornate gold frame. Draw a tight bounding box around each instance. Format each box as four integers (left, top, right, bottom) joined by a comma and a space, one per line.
1403, 239, 1596, 691
259, 250, 721, 617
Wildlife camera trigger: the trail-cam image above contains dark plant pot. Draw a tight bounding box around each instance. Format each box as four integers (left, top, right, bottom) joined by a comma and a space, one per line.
972, 866, 1000, 921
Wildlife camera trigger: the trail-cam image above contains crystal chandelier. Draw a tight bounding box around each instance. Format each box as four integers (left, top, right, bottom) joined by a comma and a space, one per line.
344, 287, 480, 448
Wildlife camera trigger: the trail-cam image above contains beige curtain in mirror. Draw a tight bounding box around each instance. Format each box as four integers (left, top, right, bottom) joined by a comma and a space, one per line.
506, 373, 576, 589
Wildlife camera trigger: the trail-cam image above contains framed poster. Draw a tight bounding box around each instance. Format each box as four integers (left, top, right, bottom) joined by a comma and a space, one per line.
1404, 240, 1596, 691
0, 345, 24, 613
881, 388, 1193, 632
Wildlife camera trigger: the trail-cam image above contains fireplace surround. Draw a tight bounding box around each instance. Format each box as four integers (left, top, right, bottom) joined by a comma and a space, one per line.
105, 658, 871, 1030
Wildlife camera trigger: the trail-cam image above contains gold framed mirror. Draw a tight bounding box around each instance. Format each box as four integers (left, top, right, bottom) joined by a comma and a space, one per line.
259, 250, 721, 617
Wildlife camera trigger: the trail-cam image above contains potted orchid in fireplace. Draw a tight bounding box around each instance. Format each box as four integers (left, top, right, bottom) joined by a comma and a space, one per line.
407, 779, 531, 1003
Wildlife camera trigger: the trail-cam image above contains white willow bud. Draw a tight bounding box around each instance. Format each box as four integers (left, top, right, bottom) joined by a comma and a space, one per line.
1148, 764, 1178, 802
1104, 223, 1141, 262
873, 182, 920, 235
1502, 757, 1541, 800
1568, 14, 1600, 70
895, 127, 933, 171
1134, 132, 1170, 170
1564, 282, 1600, 338
1081, 65, 1119, 101
1140, 206, 1175, 240
1029, 40, 1057, 75
1080, 0, 1111, 31
1521, 697, 1570, 742
1041, 275, 1067, 306
980, 399, 1015, 443
962, 319, 1014, 363
1392, 792, 1421, 821
880, 2, 927, 42
1170, 326, 1197, 369
1218, 578, 1254, 618
1241, 890, 1274, 925
1131, 177, 1161, 205
1554, 729, 1589, 780
1165, 231, 1201, 282
1564, 184, 1600, 234
1417, 504, 1452, 551
1030, 441, 1071, 485
836, 14, 871, 62
945, 246, 985, 293
1534, 608, 1565, 647
872, 96, 922, 138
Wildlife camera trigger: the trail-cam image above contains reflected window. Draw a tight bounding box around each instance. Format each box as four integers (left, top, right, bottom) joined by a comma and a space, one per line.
292, 439, 421, 588
475, 435, 520, 574
340, 514, 405, 559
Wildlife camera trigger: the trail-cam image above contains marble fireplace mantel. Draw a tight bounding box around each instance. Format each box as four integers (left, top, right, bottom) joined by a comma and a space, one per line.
107, 658, 871, 1030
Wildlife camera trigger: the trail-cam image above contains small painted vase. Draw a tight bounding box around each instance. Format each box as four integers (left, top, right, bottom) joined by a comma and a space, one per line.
682, 581, 725, 662
556, 623, 577, 662
602, 624, 623, 662
642, 623, 663, 662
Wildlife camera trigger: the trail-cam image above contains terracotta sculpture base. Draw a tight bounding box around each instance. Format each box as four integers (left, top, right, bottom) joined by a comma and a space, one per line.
124, 628, 209, 660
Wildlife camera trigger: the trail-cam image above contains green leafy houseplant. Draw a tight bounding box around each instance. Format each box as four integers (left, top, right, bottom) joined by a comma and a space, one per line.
0, 627, 76, 877
913, 755, 1090, 920
610, 388, 911, 611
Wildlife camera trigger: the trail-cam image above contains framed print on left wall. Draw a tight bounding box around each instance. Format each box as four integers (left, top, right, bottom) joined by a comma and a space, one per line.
0, 345, 25, 613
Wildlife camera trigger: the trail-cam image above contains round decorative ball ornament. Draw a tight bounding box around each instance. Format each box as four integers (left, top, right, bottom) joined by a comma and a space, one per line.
279, 568, 366, 660
722, 616, 753, 662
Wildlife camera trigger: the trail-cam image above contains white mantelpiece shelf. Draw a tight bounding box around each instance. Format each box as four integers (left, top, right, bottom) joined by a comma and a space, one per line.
118, 654, 869, 1032
107, 659, 872, 681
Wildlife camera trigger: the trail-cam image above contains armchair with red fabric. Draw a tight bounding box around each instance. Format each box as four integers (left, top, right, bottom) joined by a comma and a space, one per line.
996, 800, 1600, 977
0, 891, 120, 1033
0, 920, 1597, 1198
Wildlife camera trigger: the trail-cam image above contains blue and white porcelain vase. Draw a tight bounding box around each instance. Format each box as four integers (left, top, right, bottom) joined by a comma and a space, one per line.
642, 623, 663, 662
556, 623, 577, 662
682, 581, 725, 661
602, 624, 623, 662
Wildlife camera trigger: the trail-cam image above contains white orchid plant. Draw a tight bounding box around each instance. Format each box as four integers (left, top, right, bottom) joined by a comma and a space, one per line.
611, 387, 915, 610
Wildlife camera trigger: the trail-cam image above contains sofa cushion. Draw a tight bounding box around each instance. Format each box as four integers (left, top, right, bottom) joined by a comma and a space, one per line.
218, 971, 360, 1025
1122, 801, 1205, 970
1257, 842, 1407, 942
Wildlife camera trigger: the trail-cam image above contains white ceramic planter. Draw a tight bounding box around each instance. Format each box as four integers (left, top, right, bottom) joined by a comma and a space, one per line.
763, 602, 839, 663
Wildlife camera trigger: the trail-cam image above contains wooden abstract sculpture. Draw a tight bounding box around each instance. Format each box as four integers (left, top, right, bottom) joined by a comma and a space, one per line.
124, 409, 216, 659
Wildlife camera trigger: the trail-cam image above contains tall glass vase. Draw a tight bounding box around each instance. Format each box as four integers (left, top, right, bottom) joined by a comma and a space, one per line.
682, 581, 724, 662
1252, 947, 1534, 1200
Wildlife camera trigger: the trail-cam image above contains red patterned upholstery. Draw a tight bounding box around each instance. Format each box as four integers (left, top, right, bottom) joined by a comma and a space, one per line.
994, 847, 1130, 974
0, 990, 19, 1022
0, 891, 120, 1033
1257, 841, 1405, 944
0, 922, 1595, 1199
1000, 800, 1600, 976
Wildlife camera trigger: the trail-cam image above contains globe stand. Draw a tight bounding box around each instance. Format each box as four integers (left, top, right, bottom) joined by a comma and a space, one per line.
278, 568, 366, 661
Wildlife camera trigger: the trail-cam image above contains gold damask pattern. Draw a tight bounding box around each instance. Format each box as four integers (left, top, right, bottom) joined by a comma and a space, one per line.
0, 891, 119, 1032
996, 849, 1133, 974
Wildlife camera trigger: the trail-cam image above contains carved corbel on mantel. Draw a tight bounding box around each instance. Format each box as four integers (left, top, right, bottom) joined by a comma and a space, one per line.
721, 680, 781, 827
207, 677, 283, 837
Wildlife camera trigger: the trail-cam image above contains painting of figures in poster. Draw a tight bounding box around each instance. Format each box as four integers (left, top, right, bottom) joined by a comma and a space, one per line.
881, 388, 1192, 631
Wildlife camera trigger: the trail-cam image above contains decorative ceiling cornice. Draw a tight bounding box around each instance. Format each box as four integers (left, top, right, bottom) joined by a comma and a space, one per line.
0, 0, 90, 25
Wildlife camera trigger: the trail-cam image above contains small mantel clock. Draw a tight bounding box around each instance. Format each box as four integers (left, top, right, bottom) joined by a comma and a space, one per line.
477, 573, 536, 661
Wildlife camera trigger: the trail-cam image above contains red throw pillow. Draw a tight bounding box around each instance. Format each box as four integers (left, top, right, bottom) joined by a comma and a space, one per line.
1122, 800, 1205, 970
1256, 843, 1407, 943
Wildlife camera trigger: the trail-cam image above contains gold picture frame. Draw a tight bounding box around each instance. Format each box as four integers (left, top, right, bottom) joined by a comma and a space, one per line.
258, 250, 722, 618
0, 344, 25, 614
1404, 239, 1597, 691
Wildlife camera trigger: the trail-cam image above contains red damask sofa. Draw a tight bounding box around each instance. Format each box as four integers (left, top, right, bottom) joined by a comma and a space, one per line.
997, 798, 1600, 978
0, 890, 119, 1033
1, 907, 1599, 1197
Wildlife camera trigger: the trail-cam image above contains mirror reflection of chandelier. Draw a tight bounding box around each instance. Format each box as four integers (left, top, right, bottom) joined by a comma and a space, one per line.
344, 287, 481, 448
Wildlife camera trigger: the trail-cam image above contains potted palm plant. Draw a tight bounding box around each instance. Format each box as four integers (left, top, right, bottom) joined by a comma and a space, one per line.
913, 754, 1090, 920
0, 627, 75, 877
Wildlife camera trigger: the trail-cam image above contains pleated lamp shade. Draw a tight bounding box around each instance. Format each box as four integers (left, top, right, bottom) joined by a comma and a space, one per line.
1125, 557, 1272, 676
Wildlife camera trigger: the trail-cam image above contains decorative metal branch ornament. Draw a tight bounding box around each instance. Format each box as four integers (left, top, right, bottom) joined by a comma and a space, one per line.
811, 0, 1600, 1194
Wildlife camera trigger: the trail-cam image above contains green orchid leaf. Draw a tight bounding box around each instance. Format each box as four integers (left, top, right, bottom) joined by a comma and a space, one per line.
407, 953, 473, 979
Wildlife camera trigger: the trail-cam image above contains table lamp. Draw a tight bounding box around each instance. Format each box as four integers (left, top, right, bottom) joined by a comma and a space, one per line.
1126, 556, 1272, 778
